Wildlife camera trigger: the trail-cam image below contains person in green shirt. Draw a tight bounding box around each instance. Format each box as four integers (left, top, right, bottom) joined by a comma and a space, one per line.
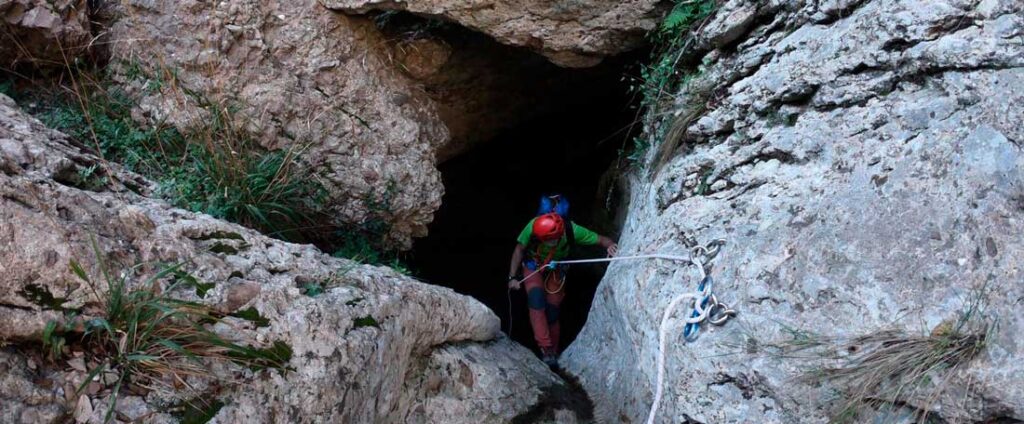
507, 208, 618, 368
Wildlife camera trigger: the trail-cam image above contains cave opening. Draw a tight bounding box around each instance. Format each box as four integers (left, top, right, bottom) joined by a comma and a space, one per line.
408, 52, 642, 353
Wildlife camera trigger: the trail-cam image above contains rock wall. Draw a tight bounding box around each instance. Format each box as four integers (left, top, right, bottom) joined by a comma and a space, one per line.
104, 0, 449, 249
564, 0, 1024, 422
326, 0, 672, 68
101, 0, 644, 248
0, 94, 578, 423
0, 0, 93, 69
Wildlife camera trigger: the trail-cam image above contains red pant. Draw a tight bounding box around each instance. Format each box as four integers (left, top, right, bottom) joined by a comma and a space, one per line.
522, 264, 566, 354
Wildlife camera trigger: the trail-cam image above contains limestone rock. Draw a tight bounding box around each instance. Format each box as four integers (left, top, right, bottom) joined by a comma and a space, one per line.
0, 0, 93, 68
402, 339, 582, 423
102, 0, 639, 248
0, 94, 579, 422
564, 0, 1024, 422
106, 0, 449, 249
324, 0, 672, 67
0, 350, 65, 424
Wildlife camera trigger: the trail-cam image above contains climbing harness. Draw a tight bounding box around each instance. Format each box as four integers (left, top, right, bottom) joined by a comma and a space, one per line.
544, 272, 566, 294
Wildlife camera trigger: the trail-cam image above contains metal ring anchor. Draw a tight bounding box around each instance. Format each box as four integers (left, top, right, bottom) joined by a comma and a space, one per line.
707, 295, 737, 325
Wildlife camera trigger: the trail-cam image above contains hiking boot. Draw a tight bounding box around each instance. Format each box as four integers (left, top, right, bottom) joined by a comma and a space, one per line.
542, 353, 559, 370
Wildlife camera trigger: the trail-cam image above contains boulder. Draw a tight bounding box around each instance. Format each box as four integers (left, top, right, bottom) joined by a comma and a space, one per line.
0, 93, 580, 422
106, 0, 449, 249
564, 0, 1024, 422
104, 0, 632, 247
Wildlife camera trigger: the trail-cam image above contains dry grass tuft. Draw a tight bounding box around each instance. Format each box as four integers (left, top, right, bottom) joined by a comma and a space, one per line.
813, 324, 989, 423
744, 289, 995, 423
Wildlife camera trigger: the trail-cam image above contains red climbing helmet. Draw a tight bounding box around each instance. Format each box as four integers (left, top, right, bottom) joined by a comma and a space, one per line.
532, 213, 565, 242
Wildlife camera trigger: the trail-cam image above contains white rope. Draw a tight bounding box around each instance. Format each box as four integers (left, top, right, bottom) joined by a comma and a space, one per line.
646, 256, 711, 424
512, 245, 729, 424
649, 290, 701, 424
556, 254, 694, 265
518, 254, 695, 284
506, 287, 514, 336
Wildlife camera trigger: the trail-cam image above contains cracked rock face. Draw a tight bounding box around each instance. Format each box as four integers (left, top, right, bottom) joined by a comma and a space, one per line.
106, 0, 449, 249
0, 0, 93, 68
102, 0, 638, 248
0, 94, 578, 423
564, 0, 1024, 422
325, 0, 672, 67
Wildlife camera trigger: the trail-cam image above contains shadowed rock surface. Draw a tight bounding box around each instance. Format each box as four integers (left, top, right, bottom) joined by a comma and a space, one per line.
101, 0, 645, 248
0, 0, 93, 69
326, 0, 672, 67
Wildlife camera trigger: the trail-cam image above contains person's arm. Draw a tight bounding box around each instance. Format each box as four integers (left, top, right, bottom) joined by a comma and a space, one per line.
572, 223, 618, 257
597, 235, 619, 257
507, 243, 525, 289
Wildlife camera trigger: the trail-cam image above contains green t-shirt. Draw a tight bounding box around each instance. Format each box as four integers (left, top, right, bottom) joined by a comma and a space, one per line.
516, 217, 600, 262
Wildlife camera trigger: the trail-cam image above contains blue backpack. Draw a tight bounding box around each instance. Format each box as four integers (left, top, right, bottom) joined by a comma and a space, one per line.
537, 194, 576, 250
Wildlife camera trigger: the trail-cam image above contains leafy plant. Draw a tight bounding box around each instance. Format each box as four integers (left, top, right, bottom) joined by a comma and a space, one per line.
299, 282, 325, 297
3, 66, 330, 244
644, 0, 716, 103
229, 307, 270, 328
41, 321, 66, 359
624, 0, 717, 166
170, 398, 225, 424
42, 241, 291, 423
330, 181, 413, 273
0, 79, 14, 97
659, 0, 718, 40
352, 315, 380, 329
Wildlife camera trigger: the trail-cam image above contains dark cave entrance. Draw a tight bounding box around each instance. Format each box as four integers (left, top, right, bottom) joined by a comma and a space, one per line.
408, 55, 641, 353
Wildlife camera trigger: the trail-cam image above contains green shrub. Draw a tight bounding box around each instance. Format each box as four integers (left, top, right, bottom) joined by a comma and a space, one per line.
641, 0, 716, 107
7, 62, 403, 269
329, 182, 413, 274
624, 0, 716, 165
5, 71, 329, 243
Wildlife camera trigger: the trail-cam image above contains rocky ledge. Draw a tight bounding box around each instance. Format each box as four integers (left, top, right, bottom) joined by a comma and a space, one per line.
0, 94, 581, 423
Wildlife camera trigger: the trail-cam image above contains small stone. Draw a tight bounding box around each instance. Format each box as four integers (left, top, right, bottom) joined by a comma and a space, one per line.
223, 281, 261, 312
64, 381, 77, 404
67, 357, 87, 373
73, 395, 93, 423
102, 371, 120, 385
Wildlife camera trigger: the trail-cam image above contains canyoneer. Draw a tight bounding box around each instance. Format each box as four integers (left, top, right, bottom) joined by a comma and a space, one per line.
507, 194, 618, 369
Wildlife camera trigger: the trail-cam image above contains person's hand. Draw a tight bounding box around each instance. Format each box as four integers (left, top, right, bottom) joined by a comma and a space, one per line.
507, 279, 522, 290
606, 243, 619, 257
